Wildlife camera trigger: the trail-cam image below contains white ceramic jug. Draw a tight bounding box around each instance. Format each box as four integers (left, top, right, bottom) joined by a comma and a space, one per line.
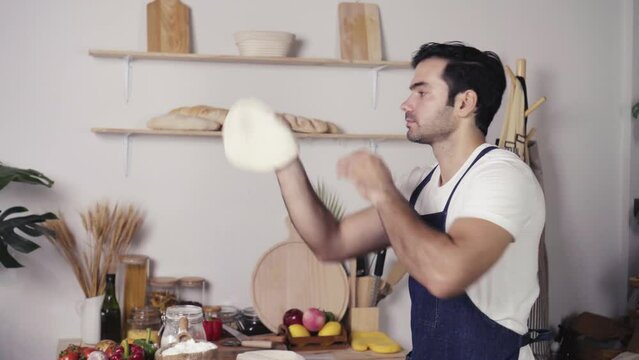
76, 294, 105, 345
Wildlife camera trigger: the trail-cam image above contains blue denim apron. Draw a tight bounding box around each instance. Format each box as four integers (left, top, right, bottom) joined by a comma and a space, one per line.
406, 146, 529, 360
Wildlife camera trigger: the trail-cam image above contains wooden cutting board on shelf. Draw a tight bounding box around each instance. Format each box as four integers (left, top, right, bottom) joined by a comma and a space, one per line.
338, 2, 382, 61
252, 218, 349, 334
147, 0, 191, 53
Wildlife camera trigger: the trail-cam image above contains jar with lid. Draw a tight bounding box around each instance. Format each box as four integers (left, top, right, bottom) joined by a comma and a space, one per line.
119, 254, 149, 329
149, 277, 178, 314
218, 305, 242, 330
238, 306, 270, 335
202, 305, 223, 341
177, 276, 206, 308
160, 305, 206, 347
127, 306, 162, 344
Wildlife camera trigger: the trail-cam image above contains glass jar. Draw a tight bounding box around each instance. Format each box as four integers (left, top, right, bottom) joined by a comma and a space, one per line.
160, 305, 206, 347
149, 277, 178, 315
239, 306, 270, 335
177, 276, 206, 308
127, 306, 162, 344
120, 255, 149, 330
218, 305, 242, 330
202, 305, 223, 341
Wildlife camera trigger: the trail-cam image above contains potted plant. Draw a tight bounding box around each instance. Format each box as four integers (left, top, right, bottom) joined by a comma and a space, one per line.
0, 162, 56, 268
633, 102, 639, 120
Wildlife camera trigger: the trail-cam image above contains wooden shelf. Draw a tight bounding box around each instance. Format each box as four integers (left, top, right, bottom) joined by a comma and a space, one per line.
88, 49, 411, 69
91, 128, 407, 141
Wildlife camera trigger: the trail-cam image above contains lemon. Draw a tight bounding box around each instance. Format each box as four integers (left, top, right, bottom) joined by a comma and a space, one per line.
318, 321, 342, 336
288, 324, 311, 337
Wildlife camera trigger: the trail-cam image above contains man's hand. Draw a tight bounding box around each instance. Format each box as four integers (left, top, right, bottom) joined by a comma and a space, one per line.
337, 150, 395, 206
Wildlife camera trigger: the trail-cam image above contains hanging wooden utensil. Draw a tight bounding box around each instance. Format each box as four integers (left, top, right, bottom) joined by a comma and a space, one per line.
338, 2, 382, 61
147, 0, 191, 53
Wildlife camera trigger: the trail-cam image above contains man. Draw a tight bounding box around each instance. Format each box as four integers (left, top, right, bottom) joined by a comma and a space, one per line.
275, 42, 545, 360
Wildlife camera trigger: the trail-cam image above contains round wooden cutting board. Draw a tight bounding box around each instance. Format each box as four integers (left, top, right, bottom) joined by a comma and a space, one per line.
251, 220, 349, 333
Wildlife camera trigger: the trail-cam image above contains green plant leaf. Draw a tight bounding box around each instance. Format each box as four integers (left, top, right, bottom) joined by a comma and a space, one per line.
0, 163, 54, 191
0, 206, 28, 222
314, 180, 346, 220
18, 223, 55, 238
0, 243, 23, 268
0, 207, 57, 268
633, 102, 639, 120
2, 232, 39, 253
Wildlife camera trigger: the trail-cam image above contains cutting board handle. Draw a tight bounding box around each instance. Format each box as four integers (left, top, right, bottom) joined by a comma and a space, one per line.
147, 0, 191, 53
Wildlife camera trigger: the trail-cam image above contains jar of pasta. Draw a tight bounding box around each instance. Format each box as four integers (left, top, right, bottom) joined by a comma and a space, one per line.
149, 277, 178, 315
120, 254, 149, 332
127, 306, 162, 344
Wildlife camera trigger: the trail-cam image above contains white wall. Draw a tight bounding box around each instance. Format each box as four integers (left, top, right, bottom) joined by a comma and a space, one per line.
0, 1, 633, 359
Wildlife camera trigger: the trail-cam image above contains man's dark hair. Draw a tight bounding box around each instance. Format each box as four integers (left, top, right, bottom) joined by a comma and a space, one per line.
411, 42, 506, 135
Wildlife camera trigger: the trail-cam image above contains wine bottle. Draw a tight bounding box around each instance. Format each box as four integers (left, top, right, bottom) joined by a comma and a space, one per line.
100, 273, 122, 342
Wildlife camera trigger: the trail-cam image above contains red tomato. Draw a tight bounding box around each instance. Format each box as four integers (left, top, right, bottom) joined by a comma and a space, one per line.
80, 347, 96, 359
58, 345, 80, 360
59, 354, 79, 360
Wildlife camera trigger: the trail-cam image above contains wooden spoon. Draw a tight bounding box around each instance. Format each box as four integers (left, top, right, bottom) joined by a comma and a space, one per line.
176, 316, 192, 342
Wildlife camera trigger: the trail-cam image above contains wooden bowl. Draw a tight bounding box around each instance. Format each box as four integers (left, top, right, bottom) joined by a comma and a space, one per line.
234, 31, 295, 57
279, 325, 349, 351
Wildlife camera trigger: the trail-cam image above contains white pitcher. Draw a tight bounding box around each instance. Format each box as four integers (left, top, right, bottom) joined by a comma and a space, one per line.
76, 294, 105, 345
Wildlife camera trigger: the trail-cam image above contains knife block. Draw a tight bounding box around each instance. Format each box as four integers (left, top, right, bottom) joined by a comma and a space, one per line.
355, 276, 377, 307
349, 307, 379, 332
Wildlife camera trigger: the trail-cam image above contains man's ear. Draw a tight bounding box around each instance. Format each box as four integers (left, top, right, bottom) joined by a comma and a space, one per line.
454, 90, 478, 118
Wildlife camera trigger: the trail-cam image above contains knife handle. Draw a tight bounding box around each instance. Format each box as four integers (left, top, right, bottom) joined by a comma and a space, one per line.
356, 256, 367, 276
373, 249, 386, 277
240, 340, 273, 349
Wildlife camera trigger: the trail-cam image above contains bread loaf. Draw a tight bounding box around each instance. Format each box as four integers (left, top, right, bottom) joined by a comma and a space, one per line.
147, 113, 222, 131
276, 112, 340, 134
162, 105, 341, 134
326, 122, 342, 134
169, 105, 229, 124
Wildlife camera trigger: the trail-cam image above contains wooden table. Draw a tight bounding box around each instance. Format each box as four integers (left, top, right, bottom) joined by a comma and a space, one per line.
57, 339, 407, 360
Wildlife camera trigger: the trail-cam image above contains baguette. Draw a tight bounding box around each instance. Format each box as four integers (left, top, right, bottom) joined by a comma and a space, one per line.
170, 105, 229, 124
277, 112, 336, 134
147, 113, 222, 131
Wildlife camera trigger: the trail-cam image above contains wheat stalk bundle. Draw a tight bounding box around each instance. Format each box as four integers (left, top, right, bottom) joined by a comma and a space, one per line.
45, 201, 143, 298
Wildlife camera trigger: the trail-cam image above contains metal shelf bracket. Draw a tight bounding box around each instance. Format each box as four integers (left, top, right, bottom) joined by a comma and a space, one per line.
124, 56, 132, 103
123, 133, 132, 177
370, 65, 387, 109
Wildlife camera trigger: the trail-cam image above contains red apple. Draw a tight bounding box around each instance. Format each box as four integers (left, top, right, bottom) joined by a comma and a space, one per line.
283, 308, 304, 327
302, 307, 326, 332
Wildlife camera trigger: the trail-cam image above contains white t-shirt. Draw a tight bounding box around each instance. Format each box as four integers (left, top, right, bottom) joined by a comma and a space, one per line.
397, 143, 545, 360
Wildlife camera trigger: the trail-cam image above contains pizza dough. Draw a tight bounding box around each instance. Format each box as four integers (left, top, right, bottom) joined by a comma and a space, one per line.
223, 98, 298, 172
236, 350, 305, 360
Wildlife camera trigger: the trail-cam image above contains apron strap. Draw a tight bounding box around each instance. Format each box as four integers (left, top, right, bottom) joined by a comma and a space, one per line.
409, 165, 438, 207
521, 328, 554, 347
442, 146, 497, 213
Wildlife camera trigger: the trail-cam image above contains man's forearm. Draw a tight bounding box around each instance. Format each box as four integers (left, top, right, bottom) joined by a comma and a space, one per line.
275, 159, 341, 258
372, 188, 460, 297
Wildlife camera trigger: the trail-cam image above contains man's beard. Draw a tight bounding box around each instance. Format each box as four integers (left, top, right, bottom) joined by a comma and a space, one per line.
405, 108, 455, 144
